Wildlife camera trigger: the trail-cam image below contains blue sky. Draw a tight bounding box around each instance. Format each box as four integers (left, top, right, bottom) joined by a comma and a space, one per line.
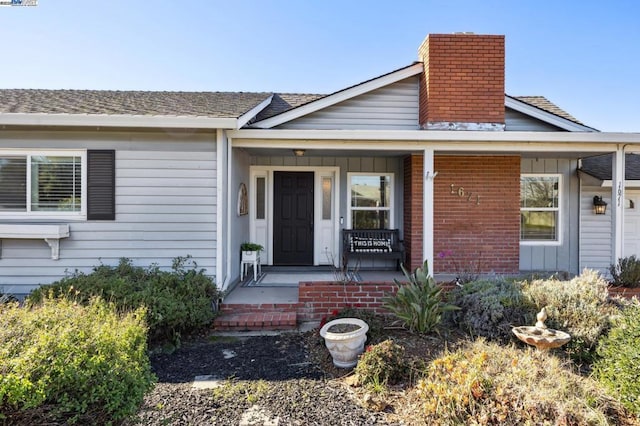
1, 0, 639, 132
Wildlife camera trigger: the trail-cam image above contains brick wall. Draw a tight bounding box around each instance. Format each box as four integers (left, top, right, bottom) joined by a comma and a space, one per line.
403, 154, 424, 270
433, 155, 520, 274
418, 34, 505, 126
298, 282, 396, 322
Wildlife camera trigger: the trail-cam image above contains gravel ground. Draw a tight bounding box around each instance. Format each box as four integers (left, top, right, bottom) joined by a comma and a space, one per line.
125, 333, 396, 426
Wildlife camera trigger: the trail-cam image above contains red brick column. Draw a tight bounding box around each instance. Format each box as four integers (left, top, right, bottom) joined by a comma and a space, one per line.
404, 154, 424, 270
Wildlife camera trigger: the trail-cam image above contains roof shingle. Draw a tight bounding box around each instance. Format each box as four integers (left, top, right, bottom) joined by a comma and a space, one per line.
0, 89, 272, 118
580, 153, 640, 180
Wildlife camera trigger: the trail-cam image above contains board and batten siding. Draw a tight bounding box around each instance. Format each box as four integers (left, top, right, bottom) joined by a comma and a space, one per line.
277, 77, 420, 130
251, 154, 403, 269
519, 158, 580, 274
0, 131, 217, 297
579, 186, 612, 274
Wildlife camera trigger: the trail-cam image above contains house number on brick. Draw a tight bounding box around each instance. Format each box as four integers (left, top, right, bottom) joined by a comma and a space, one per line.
450, 184, 480, 205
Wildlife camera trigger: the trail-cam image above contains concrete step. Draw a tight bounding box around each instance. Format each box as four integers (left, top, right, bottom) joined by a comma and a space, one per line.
213, 310, 297, 331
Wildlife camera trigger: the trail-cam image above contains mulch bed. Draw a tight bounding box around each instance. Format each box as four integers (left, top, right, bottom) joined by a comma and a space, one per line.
127, 332, 397, 425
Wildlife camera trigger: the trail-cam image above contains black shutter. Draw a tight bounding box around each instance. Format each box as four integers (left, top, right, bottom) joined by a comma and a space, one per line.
87, 150, 115, 220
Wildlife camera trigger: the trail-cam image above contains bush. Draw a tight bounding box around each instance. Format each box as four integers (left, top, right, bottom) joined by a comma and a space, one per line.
28, 257, 218, 344
355, 340, 406, 388
448, 279, 532, 342
521, 269, 615, 363
382, 260, 459, 334
592, 301, 640, 415
413, 339, 629, 425
0, 297, 154, 424
609, 255, 640, 288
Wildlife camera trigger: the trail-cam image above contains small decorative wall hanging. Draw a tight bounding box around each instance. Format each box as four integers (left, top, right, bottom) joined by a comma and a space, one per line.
237, 183, 248, 216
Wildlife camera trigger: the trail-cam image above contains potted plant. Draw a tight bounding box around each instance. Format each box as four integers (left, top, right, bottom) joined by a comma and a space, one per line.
241, 242, 264, 262
319, 317, 369, 368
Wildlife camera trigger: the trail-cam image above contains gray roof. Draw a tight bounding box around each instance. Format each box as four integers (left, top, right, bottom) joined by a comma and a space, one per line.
254, 93, 325, 122
580, 153, 640, 180
0, 89, 272, 118
0, 84, 586, 129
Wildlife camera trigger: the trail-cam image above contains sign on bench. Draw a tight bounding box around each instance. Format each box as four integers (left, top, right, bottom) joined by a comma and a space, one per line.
342, 229, 405, 270
350, 236, 392, 253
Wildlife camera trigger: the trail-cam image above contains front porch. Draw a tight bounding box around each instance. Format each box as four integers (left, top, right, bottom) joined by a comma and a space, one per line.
213, 267, 448, 331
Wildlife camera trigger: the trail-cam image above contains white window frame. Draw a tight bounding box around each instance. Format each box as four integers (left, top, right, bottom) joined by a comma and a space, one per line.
520, 173, 561, 246
347, 172, 394, 229
0, 149, 87, 220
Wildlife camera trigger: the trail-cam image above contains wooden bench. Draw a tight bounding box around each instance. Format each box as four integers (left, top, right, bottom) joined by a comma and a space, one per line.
342, 229, 405, 270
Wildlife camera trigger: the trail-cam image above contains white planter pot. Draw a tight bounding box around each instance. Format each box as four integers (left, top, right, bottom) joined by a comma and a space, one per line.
319, 318, 369, 368
242, 250, 259, 261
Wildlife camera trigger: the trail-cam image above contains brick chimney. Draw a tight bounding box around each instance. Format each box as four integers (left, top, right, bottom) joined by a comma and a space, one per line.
418, 33, 505, 130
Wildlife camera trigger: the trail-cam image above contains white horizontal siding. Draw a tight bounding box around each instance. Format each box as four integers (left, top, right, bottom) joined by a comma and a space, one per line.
505, 108, 564, 131
579, 186, 612, 274
0, 132, 218, 297
278, 77, 419, 130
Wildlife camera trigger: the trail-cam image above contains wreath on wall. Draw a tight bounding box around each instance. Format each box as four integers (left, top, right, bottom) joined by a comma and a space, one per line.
237, 183, 248, 216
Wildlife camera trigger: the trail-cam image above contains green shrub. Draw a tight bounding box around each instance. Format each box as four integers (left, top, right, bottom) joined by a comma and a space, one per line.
414, 339, 629, 425
609, 255, 640, 288
448, 279, 532, 342
28, 257, 218, 343
0, 297, 155, 424
592, 301, 640, 415
521, 269, 615, 363
382, 260, 459, 334
355, 340, 406, 388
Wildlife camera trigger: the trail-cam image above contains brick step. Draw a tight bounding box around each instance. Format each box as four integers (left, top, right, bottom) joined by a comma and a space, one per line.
213, 310, 297, 331
219, 302, 301, 315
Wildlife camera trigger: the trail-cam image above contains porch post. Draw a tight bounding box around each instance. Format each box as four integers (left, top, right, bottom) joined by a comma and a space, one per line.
423, 148, 435, 272
612, 146, 625, 264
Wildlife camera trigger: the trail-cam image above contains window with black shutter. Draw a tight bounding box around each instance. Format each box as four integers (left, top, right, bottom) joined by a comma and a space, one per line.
87, 150, 115, 220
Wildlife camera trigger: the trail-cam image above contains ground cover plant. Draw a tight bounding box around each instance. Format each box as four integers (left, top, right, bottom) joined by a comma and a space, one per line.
448, 279, 532, 342
408, 339, 630, 425
521, 269, 616, 363
28, 256, 219, 344
0, 297, 155, 425
593, 300, 640, 415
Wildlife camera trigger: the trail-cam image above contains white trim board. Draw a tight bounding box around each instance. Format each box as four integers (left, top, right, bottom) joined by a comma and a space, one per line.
249, 166, 340, 267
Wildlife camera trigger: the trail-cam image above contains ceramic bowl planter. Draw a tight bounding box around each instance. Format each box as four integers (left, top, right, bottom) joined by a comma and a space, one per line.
319, 318, 369, 368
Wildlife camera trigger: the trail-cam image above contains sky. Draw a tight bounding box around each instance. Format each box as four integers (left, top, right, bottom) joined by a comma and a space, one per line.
1, 0, 639, 132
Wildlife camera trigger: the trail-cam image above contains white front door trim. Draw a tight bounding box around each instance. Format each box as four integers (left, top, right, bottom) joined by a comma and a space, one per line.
250, 165, 340, 266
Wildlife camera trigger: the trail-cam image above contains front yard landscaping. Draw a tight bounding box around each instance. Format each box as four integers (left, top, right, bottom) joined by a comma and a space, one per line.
1, 259, 639, 425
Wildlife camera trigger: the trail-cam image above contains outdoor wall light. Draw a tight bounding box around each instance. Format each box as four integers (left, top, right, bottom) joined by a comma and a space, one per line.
593, 196, 607, 215
293, 149, 306, 157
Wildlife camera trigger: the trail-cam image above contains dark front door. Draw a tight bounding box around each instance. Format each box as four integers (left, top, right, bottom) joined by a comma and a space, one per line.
273, 171, 314, 265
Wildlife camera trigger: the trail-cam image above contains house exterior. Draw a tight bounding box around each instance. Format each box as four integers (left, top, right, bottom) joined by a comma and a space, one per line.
1, 33, 639, 298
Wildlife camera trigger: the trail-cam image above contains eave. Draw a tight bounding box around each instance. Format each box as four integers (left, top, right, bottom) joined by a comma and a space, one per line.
0, 113, 241, 130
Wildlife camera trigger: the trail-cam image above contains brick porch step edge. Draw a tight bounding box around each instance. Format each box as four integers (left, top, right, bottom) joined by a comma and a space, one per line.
213, 311, 297, 331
